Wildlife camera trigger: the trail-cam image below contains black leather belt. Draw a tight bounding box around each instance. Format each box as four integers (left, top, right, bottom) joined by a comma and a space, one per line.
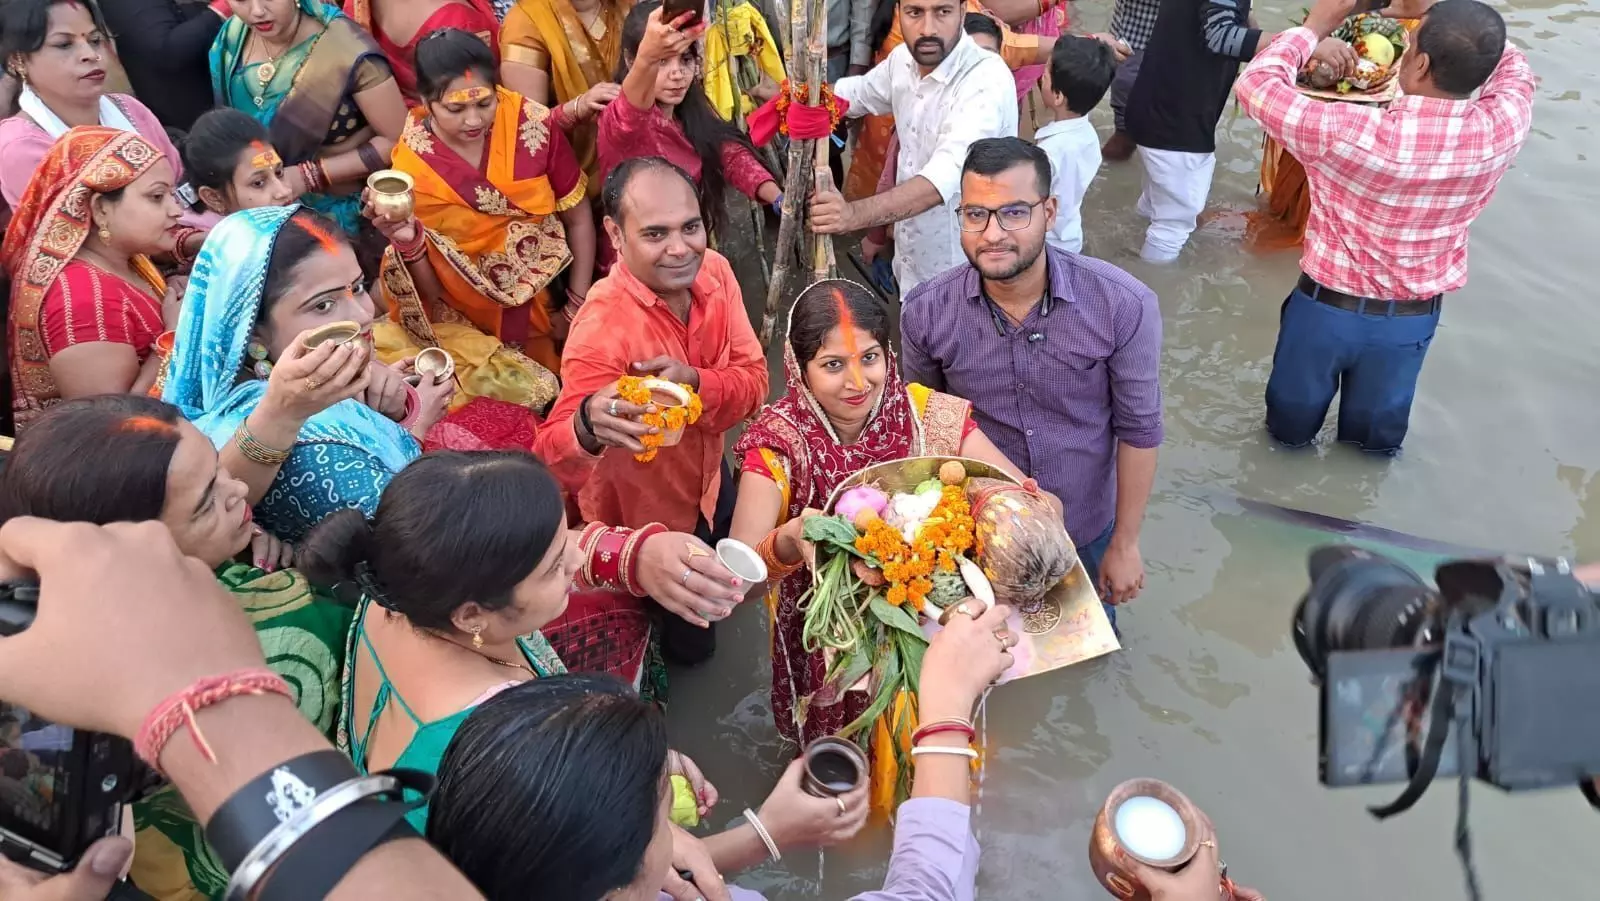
1297, 274, 1440, 316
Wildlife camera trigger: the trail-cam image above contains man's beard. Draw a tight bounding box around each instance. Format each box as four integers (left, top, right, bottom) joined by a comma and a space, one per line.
910, 37, 949, 66
973, 236, 1046, 282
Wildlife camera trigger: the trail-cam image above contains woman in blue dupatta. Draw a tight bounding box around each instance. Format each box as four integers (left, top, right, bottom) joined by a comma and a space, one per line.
209, 0, 408, 236
163, 205, 457, 540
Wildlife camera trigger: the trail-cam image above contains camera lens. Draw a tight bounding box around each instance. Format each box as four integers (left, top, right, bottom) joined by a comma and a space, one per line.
1294, 546, 1439, 679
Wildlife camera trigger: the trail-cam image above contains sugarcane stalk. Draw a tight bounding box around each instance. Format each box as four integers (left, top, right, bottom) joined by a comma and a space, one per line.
804, 0, 835, 281
759, 0, 830, 345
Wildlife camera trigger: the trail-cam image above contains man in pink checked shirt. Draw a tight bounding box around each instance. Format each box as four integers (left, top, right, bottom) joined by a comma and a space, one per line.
1235, 0, 1534, 454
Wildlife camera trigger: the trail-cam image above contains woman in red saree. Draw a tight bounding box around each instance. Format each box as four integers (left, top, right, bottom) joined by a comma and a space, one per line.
344, 0, 501, 104
729, 279, 1021, 813
3, 127, 184, 431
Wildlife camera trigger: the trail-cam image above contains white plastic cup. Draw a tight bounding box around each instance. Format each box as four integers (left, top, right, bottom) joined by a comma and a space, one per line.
715, 538, 767, 584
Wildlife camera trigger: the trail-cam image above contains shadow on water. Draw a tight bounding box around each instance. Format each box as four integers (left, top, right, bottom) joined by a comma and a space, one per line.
669, 1, 1600, 897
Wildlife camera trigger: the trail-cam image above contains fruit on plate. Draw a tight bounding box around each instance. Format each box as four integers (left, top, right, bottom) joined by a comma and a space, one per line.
1299, 12, 1407, 94
1358, 32, 1396, 66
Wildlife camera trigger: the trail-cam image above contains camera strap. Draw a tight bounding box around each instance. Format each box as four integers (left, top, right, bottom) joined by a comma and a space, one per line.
1369, 625, 1479, 821
1366, 671, 1462, 820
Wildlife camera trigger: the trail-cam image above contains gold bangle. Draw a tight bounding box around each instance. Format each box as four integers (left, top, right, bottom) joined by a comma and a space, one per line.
235, 422, 292, 466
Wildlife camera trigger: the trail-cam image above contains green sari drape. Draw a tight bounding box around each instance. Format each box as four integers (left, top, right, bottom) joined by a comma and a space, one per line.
208, 0, 389, 233
128, 563, 352, 901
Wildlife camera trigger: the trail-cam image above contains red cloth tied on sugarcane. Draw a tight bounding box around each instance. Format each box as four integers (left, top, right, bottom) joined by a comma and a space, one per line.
748, 90, 850, 147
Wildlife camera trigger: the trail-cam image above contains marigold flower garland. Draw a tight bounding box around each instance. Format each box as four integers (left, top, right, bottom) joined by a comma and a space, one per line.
772, 80, 843, 138
615, 375, 703, 463
853, 485, 975, 611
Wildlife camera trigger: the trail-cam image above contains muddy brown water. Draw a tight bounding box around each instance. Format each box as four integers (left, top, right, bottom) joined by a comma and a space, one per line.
669, 1, 1600, 897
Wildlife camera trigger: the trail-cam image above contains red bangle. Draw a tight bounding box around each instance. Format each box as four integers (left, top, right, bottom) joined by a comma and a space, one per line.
757, 528, 803, 580
577, 524, 631, 592
911, 721, 976, 745
398, 380, 421, 429
621, 522, 667, 597
134, 669, 293, 774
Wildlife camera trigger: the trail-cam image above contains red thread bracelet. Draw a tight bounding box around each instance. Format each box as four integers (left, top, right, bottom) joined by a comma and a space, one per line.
135, 669, 293, 773
912, 721, 977, 745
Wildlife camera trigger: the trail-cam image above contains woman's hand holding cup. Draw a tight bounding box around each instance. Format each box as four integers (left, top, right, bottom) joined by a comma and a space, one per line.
755, 757, 869, 852
637, 532, 745, 628
260, 335, 370, 426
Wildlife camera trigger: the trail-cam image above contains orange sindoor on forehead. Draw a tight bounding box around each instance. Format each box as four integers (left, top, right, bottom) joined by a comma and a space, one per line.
247, 140, 281, 171
297, 215, 341, 257
832, 288, 865, 390
118, 415, 176, 435
444, 71, 493, 106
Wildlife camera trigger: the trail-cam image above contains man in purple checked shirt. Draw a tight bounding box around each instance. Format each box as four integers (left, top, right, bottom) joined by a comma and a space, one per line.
900, 137, 1163, 623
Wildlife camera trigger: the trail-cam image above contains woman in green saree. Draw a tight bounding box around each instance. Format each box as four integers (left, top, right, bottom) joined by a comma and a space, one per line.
210, 0, 408, 236
0, 394, 352, 900
297, 450, 565, 830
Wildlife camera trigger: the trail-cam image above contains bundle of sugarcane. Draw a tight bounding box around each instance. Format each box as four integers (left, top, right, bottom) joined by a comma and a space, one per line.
760, 0, 835, 345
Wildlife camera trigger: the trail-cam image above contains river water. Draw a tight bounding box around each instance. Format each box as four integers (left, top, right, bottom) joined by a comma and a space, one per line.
667, 2, 1600, 897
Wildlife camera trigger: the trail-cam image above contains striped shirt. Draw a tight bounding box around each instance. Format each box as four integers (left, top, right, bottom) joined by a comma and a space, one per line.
899, 248, 1164, 544
1125, 0, 1263, 153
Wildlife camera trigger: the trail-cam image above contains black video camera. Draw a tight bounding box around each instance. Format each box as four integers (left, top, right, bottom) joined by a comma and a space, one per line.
0, 580, 157, 883
1294, 546, 1600, 813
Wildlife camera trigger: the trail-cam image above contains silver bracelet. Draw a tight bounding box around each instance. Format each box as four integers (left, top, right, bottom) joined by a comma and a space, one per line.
224, 773, 402, 901
743, 806, 781, 862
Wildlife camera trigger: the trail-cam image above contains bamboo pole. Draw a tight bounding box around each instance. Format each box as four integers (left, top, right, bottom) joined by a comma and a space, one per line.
760, 0, 831, 345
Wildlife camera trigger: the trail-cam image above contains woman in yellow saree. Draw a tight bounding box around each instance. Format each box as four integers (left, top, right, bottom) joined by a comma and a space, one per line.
499, 0, 634, 200
366, 29, 596, 414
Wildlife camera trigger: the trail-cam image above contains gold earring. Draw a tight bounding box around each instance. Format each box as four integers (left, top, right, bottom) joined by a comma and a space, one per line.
471, 625, 484, 648
97, 224, 110, 242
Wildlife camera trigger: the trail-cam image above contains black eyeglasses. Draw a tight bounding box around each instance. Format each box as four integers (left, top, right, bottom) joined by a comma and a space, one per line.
954, 199, 1046, 233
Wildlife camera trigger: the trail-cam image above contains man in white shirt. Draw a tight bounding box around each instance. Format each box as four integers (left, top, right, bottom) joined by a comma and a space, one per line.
1035, 35, 1118, 253
809, 0, 1018, 294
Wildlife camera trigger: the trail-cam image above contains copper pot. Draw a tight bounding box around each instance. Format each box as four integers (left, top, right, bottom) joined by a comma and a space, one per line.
1087, 779, 1203, 900
800, 736, 867, 798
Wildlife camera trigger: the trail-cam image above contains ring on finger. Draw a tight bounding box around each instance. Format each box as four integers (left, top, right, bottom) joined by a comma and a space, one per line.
608, 399, 619, 416
834, 797, 846, 816
305, 376, 320, 392
681, 567, 693, 586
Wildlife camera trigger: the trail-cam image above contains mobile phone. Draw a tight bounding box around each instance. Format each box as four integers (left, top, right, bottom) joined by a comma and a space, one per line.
660, 0, 702, 29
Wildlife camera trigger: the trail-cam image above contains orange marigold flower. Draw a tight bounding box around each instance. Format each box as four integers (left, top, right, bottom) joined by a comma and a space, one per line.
616, 376, 703, 463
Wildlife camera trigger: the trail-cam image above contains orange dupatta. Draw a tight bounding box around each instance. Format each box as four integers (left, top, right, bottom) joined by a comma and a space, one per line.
385, 86, 586, 373
2, 127, 167, 430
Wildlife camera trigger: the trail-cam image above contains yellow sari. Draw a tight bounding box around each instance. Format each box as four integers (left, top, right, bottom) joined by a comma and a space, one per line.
501, 0, 635, 199
373, 87, 582, 412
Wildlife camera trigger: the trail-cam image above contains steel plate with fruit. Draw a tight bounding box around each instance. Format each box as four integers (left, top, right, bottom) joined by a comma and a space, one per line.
1300, 13, 1408, 95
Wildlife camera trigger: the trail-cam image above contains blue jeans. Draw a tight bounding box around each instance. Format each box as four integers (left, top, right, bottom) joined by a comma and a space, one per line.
1077, 520, 1118, 629
1264, 287, 1441, 454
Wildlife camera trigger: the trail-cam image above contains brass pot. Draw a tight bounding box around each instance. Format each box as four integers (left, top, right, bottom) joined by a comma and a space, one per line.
800, 736, 867, 798
366, 169, 415, 222
300, 320, 361, 350
1088, 779, 1202, 900
640, 378, 690, 447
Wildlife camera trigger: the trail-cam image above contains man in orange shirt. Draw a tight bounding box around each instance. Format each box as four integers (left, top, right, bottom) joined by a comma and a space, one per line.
537, 155, 769, 663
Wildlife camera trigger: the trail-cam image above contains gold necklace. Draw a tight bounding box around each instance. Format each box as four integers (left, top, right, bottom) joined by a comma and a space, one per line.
481, 652, 534, 674
251, 12, 303, 90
